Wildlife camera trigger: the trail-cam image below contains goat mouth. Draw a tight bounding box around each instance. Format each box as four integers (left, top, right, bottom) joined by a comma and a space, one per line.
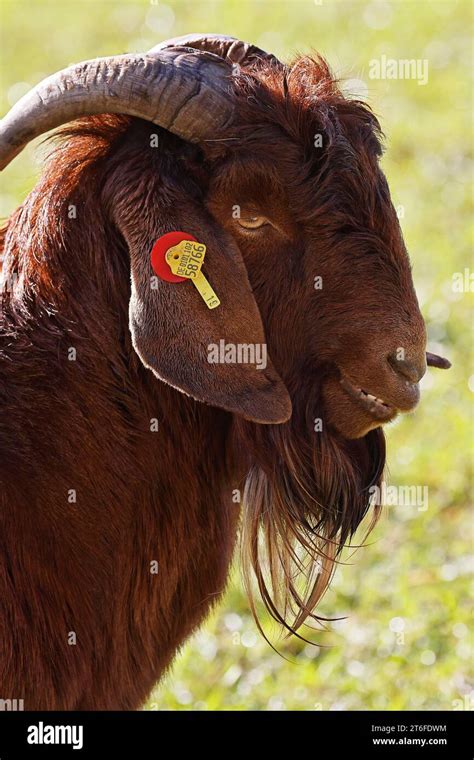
340, 375, 395, 420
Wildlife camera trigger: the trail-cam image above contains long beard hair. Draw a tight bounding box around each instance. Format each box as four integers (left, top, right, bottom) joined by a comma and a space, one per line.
233, 380, 386, 640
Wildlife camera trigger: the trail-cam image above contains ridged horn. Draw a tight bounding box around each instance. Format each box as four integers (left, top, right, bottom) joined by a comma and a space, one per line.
148, 32, 279, 65
0, 48, 234, 170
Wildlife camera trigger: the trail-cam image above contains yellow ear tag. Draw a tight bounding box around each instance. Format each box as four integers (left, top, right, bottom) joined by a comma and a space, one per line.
165, 240, 220, 310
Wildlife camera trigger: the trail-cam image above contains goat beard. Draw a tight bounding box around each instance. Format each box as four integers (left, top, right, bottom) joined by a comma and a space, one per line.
232, 393, 386, 640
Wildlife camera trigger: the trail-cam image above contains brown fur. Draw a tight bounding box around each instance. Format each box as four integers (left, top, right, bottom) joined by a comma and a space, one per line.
0, 56, 425, 709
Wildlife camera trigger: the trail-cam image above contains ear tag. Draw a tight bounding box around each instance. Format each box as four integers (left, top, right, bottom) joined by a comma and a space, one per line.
151, 233, 220, 309
166, 239, 221, 310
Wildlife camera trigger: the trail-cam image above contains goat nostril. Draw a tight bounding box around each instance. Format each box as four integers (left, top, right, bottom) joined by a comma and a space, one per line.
388, 353, 426, 383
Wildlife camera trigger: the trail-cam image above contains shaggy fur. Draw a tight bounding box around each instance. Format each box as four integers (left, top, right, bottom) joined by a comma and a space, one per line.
0, 56, 425, 709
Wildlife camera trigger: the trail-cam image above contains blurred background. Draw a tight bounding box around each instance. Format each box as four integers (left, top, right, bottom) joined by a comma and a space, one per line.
1, 0, 472, 710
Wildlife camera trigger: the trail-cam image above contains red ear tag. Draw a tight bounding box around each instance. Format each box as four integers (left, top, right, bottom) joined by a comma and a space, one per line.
151, 231, 198, 283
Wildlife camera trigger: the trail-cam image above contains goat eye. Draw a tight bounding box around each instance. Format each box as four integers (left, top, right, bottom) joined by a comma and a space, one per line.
237, 215, 268, 230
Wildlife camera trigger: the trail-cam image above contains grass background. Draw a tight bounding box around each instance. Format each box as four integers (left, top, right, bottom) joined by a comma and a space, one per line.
0, 0, 472, 710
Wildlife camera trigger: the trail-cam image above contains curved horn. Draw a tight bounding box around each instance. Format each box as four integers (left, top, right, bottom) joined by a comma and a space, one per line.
148, 33, 279, 65
0, 49, 234, 170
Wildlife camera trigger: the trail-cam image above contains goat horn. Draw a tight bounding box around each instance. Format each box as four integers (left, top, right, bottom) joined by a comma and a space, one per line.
148, 33, 279, 65
0, 49, 235, 170
426, 352, 451, 369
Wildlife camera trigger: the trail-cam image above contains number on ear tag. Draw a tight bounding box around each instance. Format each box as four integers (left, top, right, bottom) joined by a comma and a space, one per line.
166, 240, 221, 310
165, 240, 206, 278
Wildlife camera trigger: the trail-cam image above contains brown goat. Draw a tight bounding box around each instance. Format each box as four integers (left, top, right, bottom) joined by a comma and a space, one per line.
0, 34, 449, 710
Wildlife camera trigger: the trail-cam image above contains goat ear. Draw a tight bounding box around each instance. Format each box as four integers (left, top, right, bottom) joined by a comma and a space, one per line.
123, 206, 292, 424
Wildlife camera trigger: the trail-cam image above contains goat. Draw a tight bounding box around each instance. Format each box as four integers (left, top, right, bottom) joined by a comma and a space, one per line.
0, 34, 450, 710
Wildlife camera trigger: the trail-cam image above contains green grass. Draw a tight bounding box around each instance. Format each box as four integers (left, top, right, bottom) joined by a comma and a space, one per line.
1, 0, 472, 710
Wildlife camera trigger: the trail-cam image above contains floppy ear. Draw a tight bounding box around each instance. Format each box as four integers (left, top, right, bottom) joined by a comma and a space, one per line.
115, 180, 292, 425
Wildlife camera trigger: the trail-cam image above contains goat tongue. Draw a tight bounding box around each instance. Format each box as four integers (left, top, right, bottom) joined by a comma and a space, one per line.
426, 352, 451, 369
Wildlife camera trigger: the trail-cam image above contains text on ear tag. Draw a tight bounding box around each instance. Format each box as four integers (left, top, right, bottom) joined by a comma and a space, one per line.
166, 239, 206, 277
165, 240, 221, 310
